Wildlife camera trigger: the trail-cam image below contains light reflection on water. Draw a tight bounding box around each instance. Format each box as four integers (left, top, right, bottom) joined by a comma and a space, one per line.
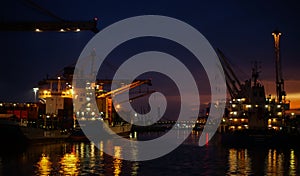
59, 152, 79, 175
289, 149, 296, 176
227, 148, 252, 175
0, 131, 299, 175
35, 154, 52, 176
113, 146, 122, 176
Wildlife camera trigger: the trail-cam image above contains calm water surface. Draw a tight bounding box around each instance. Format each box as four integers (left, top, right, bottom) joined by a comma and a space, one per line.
0, 131, 299, 176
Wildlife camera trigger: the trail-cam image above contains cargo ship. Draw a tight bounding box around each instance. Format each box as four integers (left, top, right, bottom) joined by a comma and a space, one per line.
35, 65, 151, 141
0, 103, 71, 143
217, 61, 297, 146
214, 30, 300, 146
1, 61, 152, 143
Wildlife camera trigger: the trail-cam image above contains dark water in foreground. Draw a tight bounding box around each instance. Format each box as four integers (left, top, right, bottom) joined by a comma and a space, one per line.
0, 131, 300, 176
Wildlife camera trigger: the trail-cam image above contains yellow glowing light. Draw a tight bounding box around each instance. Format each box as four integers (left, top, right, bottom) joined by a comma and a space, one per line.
113, 146, 122, 176
36, 154, 52, 176
99, 141, 104, 156
59, 153, 79, 175
35, 28, 41, 32
227, 148, 251, 174
90, 142, 95, 160
290, 149, 296, 175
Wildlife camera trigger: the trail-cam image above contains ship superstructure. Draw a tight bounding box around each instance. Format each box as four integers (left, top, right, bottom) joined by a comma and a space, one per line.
222, 62, 289, 131
36, 65, 152, 134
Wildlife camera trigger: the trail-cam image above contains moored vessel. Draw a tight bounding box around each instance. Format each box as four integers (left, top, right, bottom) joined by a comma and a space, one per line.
215, 30, 300, 146
35, 63, 151, 142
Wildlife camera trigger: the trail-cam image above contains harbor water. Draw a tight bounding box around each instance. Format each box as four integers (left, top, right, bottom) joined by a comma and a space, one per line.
0, 130, 299, 176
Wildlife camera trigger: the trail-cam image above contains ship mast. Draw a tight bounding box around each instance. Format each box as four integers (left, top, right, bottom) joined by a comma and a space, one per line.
251, 61, 260, 87
272, 29, 285, 103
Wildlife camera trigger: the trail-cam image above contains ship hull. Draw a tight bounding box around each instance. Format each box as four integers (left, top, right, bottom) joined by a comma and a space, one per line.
69, 122, 132, 142
220, 130, 300, 147
19, 127, 71, 142
1, 119, 71, 144
0, 121, 27, 146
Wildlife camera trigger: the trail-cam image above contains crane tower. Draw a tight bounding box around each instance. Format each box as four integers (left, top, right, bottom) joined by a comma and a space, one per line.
272, 29, 286, 103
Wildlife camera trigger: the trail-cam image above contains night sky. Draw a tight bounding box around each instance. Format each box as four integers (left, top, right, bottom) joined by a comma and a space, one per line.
1, 0, 300, 108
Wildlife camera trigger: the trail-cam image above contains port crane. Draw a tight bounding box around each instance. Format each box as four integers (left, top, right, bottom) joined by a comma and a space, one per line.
216, 48, 243, 99
217, 48, 264, 101
97, 80, 152, 99
272, 30, 286, 103
95, 79, 153, 124
0, 0, 99, 33
0, 19, 99, 33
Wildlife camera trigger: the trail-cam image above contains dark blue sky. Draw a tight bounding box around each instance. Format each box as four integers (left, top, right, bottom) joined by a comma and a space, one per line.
0, 0, 300, 105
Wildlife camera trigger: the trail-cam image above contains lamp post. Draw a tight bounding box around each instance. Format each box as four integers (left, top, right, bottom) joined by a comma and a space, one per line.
33, 87, 39, 102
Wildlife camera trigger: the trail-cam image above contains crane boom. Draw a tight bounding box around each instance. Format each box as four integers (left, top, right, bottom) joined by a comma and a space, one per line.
217, 48, 242, 88
0, 0, 99, 33
97, 80, 151, 98
0, 19, 99, 33
216, 48, 242, 98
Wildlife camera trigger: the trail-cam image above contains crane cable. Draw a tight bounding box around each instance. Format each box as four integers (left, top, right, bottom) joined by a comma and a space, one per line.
22, 0, 66, 22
